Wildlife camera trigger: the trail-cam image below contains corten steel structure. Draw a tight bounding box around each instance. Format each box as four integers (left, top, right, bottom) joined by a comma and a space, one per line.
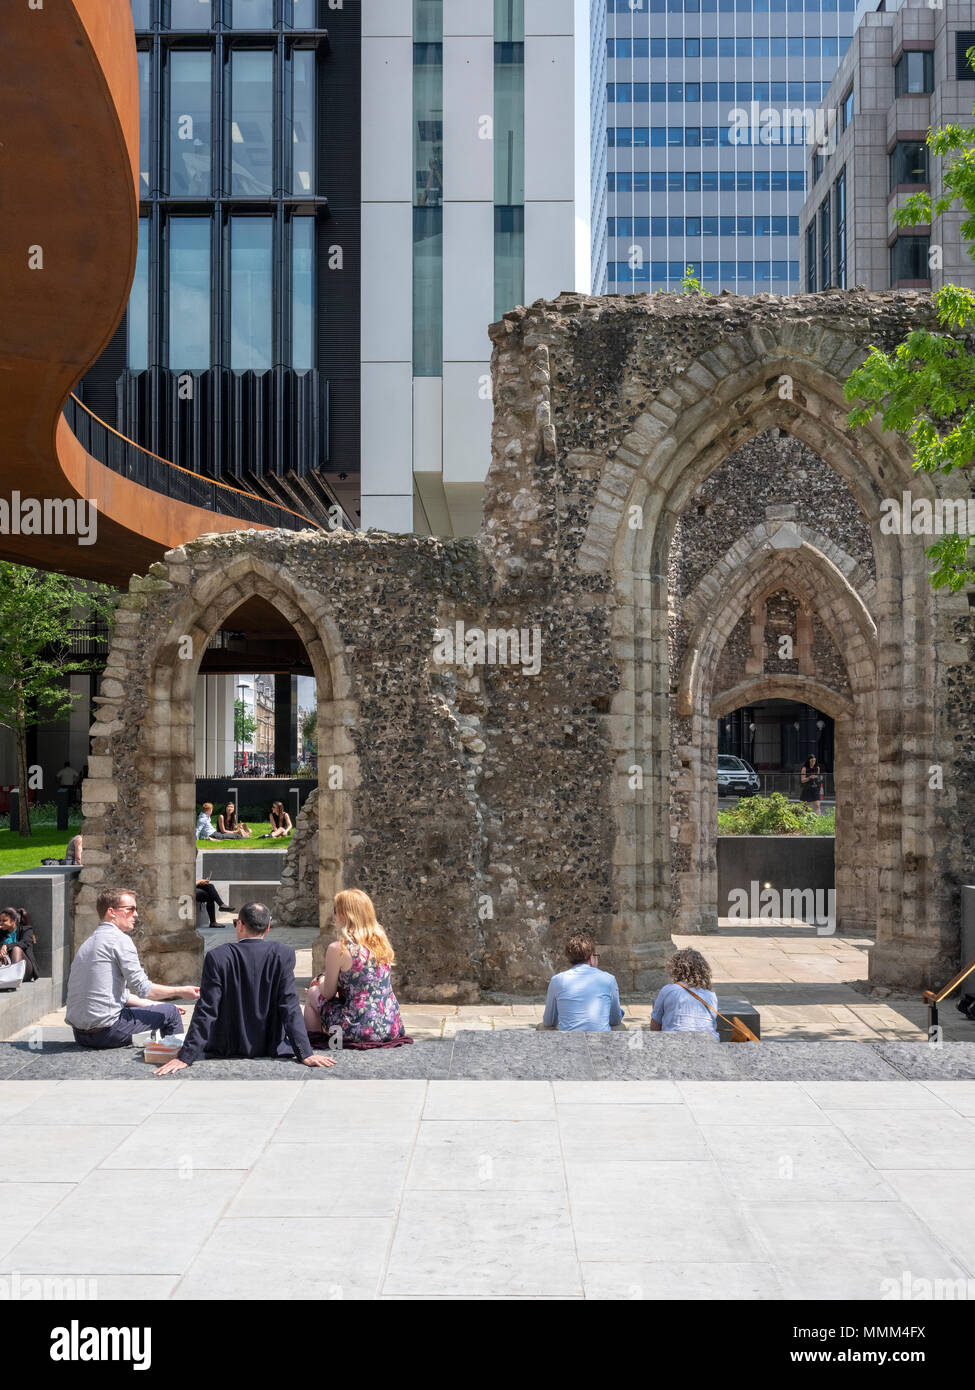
81, 292, 973, 998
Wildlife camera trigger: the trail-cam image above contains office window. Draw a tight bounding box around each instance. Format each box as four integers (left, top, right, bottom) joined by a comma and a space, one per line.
232, 0, 273, 23
495, 206, 524, 319
894, 50, 934, 96
138, 51, 152, 197
128, 219, 150, 371
169, 0, 211, 27
230, 50, 273, 196
414, 43, 443, 206
841, 86, 854, 130
169, 51, 211, 197
806, 224, 816, 291
230, 218, 272, 370
812, 150, 823, 184
819, 195, 831, 288
650, 83, 665, 102
292, 217, 314, 371
890, 235, 930, 282
495, 0, 524, 41
132, 0, 152, 26
413, 207, 442, 374
495, 42, 524, 204
889, 141, 929, 190
955, 32, 975, 80
834, 167, 847, 289
169, 218, 210, 369
289, 0, 315, 26
291, 50, 315, 194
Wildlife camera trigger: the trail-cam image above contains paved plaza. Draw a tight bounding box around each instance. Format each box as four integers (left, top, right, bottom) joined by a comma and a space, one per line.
0, 1076, 972, 1299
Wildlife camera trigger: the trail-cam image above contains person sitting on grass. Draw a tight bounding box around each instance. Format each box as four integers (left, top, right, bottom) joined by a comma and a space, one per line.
0, 907, 38, 982
154, 902, 335, 1075
538, 933, 625, 1032
650, 948, 719, 1036
268, 801, 292, 838
217, 801, 252, 839
196, 802, 218, 840
64, 833, 83, 865
303, 889, 410, 1048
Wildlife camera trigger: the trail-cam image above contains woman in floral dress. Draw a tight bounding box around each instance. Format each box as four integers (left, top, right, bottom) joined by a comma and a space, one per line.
303, 889, 409, 1048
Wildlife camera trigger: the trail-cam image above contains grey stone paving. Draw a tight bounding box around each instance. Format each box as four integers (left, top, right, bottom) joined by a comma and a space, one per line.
3, 1034, 975, 1081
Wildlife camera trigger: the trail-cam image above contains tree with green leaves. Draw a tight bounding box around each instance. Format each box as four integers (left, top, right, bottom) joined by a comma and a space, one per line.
234, 698, 257, 748
0, 565, 116, 837
845, 60, 975, 591
301, 707, 317, 758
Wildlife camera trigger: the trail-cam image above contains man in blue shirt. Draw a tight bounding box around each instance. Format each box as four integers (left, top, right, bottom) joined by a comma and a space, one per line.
539, 934, 624, 1032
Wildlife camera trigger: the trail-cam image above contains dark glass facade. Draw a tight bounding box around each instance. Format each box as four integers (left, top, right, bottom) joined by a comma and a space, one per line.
77, 0, 361, 525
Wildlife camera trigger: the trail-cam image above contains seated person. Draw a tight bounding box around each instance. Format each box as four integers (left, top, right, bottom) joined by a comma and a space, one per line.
195, 877, 232, 928
217, 801, 251, 839
650, 948, 719, 1036
64, 833, 83, 865
196, 802, 218, 840
65, 889, 199, 1048
268, 801, 292, 838
0, 907, 38, 982
303, 889, 409, 1047
154, 902, 335, 1074
539, 933, 624, 1031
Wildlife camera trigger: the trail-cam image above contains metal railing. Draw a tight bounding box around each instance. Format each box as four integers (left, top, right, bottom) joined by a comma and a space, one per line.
64, 395, 322, 533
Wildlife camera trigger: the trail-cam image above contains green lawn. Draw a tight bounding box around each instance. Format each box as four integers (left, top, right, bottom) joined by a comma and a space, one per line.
0, 827, 76, 874
196, 821, 293, 850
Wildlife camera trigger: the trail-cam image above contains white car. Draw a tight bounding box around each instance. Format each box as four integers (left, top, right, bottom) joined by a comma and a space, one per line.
718, 754, 760, 796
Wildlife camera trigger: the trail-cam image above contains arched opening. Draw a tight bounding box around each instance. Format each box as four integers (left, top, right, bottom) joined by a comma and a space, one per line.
132, 555, 355, 982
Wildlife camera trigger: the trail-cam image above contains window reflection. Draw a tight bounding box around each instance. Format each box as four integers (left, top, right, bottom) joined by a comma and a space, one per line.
494, 206, 524, 320
131, 0, 152, 30
138, 51, 152, 196
292, 50, 315, 194
169, 51, 211, 196
413, 208, 442, 376
414, 44, 443, 207
292, 218, 315, 371
494, 43, 523, 205
231, 219, 272, 370
169, 218, 210, 369
128, 220, 150, 370
231, 50, 274, 196
232, 0, 273, 25
169, 0, 211, 29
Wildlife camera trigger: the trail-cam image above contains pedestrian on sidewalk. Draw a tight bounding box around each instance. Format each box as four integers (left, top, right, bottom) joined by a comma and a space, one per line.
799, 754, 823, 815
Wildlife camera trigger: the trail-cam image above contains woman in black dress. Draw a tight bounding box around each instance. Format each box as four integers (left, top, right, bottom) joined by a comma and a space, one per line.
799, 755, 823, 815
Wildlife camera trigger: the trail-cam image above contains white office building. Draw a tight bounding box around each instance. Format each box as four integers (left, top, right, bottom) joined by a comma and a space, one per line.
360, 0, 605, 536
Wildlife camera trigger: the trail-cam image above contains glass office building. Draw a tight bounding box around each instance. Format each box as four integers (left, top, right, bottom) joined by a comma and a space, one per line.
604, 0, 857, 296
77, 0, 359, 527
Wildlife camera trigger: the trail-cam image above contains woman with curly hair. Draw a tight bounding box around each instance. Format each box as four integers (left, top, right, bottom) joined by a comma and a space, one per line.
650, 947, 718, 1035
303, 889, 410, 1049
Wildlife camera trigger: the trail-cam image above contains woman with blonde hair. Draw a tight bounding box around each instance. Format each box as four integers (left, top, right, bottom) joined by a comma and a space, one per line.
303, 889, 410, 1048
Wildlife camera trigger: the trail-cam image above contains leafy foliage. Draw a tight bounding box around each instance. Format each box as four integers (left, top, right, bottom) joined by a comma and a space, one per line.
717, 792, 835, 836
234, 698, 257, 746
679, 264, 709, 295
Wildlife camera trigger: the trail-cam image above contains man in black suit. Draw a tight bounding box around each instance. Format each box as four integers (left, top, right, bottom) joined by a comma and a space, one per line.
154, 902, 335, 1075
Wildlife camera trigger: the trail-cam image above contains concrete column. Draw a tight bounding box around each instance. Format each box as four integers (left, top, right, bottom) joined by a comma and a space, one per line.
274, 674, 296, 775
194, 674, 234, 777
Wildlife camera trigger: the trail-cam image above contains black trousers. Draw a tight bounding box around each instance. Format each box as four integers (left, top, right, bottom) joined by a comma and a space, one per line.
195, 882, 225, 926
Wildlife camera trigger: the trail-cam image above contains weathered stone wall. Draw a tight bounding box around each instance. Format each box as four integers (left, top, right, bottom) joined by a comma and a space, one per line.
272, 789, 319, 928
78, 290, 975, 994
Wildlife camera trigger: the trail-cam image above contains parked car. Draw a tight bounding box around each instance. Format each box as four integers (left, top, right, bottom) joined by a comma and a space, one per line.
718, 754, 760, 796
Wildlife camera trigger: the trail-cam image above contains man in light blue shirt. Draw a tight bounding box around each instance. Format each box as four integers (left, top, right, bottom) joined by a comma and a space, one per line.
540, 933, 624, 1032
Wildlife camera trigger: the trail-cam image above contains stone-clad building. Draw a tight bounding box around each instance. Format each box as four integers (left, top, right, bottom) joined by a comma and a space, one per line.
801, 0, 975, 292
78, 290, 974, 1000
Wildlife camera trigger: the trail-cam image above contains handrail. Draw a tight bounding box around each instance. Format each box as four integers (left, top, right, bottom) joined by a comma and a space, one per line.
66, 393, 324, 531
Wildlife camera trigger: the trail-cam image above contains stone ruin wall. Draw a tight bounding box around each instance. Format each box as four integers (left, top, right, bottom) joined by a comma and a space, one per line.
78, 290, 975, 994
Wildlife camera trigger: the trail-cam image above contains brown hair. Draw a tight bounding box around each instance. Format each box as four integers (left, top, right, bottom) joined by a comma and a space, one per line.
667, 947, 712, 991
201, 801, 214, 814
96, 888, 136, 919
565, 933, 595, 966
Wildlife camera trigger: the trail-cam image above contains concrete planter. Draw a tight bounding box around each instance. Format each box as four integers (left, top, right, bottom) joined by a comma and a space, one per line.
717, 834, 835, 925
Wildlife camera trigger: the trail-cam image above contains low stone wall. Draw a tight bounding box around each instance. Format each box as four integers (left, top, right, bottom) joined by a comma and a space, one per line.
272, 789, 319, 930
